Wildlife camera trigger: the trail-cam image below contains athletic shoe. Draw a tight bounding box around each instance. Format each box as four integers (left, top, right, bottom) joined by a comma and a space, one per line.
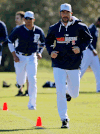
3, 81, 11, 88
66, 93, 71, 101
23, 90, 28, 96
28, 106, 36, 110
15, 90, 23, 96
15, 83, 24, 88
61, 119, 69, 128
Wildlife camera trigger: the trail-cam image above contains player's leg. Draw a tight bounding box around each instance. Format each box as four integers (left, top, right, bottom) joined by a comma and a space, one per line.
66, 69, 81, 98
0, 54, 2, 65
90, 55, 100, 92
14, 55, 27, 96
80, 49, 92, 78
26, 55, 37, 109
53, 67, 69, 122
23, 78, 29, 96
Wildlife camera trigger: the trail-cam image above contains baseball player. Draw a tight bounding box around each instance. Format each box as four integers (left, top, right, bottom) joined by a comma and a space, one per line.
13, 11, 28, 96
45, 3, 92, 128
0, 20, 8, 65
8, 11, 45, 110
80, 17, 100, 92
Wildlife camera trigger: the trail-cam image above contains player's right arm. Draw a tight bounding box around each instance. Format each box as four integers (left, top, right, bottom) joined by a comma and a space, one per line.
88, 26, 98, 56
8, 28, 19, 62
45, 26, 59, 58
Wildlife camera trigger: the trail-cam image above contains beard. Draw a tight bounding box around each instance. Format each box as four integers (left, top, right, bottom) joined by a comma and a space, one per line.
62, 17, 69, 23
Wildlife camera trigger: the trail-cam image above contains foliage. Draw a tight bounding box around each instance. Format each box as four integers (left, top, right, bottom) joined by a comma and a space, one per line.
0, 0, 100, 71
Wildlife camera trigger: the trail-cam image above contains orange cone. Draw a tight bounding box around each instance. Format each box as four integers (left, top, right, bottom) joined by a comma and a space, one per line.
35, 116, 43, 128
2, 102, 8, 111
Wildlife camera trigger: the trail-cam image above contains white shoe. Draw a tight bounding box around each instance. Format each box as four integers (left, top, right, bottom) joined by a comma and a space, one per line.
28, 106, 36, 110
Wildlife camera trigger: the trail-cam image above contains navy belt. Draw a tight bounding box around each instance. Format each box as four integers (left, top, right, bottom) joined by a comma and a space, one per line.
16, 51, 32, 56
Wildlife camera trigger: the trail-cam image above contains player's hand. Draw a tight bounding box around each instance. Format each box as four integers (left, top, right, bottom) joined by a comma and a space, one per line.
13, 55, 20, 62
12, 51, 20, 62
93, 49, 97, 56
51, 51, 59, 58
37, 53, 42, 60
72, 46, 80, 54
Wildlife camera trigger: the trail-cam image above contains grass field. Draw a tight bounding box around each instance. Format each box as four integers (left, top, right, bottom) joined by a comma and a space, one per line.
0, 67, 100, 134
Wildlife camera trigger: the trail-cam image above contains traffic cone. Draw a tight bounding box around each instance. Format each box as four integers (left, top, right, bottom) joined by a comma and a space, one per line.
2, 102, 8, 111
35, 116, 43, 128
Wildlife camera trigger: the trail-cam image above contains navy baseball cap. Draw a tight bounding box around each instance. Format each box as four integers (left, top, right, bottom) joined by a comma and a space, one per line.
60, 3, 72, 12
24, 11, 34, 19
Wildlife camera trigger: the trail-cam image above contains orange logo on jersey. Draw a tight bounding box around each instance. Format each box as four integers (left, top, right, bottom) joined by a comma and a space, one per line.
56, 37, 65, 41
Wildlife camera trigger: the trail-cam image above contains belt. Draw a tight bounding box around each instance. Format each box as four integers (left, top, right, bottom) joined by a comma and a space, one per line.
16, 51, 32, 56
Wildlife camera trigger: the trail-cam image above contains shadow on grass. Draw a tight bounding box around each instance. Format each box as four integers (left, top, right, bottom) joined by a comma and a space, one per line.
0, 96, 16, 98
0, 127, 61, 132
79, 91, 98, 94
38, 93, 56, 94
0, 128, 42, 132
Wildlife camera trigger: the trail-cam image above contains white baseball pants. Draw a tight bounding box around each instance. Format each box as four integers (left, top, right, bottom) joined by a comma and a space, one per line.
81, 48, 100, 92
14, 53, 37, 108
53, 67, 80, 121
0, 52, 2, 65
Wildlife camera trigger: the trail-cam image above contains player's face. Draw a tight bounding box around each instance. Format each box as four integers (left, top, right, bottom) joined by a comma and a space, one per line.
24, 17, 35, 27
15, 15, 23, 25
60, 10, 72, 23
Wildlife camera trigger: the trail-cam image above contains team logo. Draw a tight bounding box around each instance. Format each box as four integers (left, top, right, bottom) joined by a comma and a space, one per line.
56, 36, 77, 45
34, 34, 40, 43
56, 37, 65, 41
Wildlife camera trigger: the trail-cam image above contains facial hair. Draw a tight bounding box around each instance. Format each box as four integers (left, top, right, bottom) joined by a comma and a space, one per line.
61, 17, 69, 23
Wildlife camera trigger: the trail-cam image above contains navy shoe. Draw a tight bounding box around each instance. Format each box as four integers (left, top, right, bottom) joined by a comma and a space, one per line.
23, 90, 28, 96
3, 81, 11, 88
15, 90, 23, 96
61, 119, 69, 128
66, 93, 71, 101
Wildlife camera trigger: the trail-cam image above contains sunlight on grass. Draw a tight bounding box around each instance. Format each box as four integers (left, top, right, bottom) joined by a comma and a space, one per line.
0, 68, 100, 134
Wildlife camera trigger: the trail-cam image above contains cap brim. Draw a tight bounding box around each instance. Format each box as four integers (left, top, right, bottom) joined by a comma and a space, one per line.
24, 17, 34, 19
60, 10, 71, 12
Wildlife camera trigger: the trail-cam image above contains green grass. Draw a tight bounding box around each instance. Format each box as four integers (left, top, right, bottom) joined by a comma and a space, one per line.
0, 68, 100, 134
38, 58, 51, 69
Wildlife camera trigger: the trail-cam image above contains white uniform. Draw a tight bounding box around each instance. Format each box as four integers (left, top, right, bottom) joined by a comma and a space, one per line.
45, 16, 92, 122
12, 25, 27, 85
14, 52, 37, 107
8, 23, 45, 109
0, 43, 2, 64
81, 24, 100, 92
53, 68, 80, 120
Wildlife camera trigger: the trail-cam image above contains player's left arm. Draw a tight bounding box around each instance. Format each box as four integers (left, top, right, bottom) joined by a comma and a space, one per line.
73, 25, 93, 54
37, 30, 45, 60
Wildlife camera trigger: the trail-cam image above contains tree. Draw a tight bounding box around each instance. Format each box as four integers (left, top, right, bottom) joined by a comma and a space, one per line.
0, 0, 100, 71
